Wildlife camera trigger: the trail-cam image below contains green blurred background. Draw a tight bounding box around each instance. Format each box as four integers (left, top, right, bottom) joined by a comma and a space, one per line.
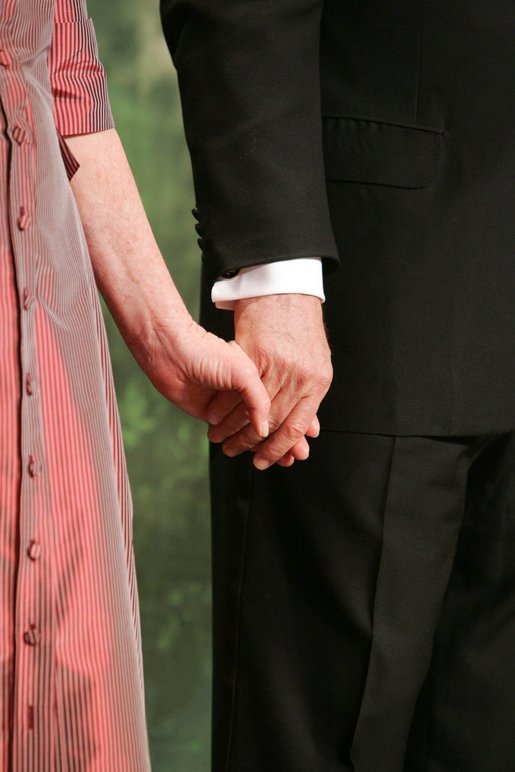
88, 1, 211, 769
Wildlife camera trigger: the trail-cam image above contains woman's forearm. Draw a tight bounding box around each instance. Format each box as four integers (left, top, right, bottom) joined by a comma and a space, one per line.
66, 129, 193, 357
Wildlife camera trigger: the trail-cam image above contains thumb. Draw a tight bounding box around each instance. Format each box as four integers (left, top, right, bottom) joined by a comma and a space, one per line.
228, 341, 270, 438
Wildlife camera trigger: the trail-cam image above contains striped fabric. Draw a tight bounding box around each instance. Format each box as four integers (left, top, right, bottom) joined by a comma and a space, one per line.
0, 1, 151, 770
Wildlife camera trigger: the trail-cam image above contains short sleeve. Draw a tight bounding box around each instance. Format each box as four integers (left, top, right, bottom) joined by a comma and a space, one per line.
49, 0, 114, 137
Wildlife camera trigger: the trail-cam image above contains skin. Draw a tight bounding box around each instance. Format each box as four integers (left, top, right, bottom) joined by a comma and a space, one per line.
67, 128, 331, 469
66, 129, 271, 438
207, 293, 333, 469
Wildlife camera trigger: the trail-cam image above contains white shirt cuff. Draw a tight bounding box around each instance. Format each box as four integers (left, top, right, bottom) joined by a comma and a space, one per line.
211, 257, 325, 310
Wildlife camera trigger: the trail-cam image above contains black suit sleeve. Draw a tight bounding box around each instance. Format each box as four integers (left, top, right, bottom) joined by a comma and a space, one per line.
160, 0, 339, 282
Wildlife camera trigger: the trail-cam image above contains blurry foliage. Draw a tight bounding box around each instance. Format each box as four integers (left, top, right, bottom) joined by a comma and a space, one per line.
88, 1, 211, 769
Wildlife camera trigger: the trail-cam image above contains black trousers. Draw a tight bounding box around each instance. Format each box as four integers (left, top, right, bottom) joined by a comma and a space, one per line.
210, 431, 515, 772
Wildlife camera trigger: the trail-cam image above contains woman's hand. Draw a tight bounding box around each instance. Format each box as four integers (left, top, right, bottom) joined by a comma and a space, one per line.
132, 315, 271, 439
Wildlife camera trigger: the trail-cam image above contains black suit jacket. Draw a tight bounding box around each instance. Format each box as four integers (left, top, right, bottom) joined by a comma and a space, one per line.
161, 0, 515, 435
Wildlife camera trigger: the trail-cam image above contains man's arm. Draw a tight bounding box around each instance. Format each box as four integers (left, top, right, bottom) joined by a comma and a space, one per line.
161, 0, 337, 466
161, 0, 338, 278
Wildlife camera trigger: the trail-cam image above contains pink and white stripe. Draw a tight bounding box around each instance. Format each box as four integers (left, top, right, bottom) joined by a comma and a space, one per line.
0, 1, 150, 769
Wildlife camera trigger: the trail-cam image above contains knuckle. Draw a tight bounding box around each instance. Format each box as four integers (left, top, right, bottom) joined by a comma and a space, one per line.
242, 363, 258, 382
285, 422, 306, 441
318, 365, 333, 391
235, 438, 254, 453
296, 365, 312, 385
267, 418, 281, 434
242, 428, 260, 448
224, 429, 255, 454
259, 445, 282, 465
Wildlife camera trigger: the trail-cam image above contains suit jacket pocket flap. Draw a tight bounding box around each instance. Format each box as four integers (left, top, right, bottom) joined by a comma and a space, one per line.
323, 117, 442, 189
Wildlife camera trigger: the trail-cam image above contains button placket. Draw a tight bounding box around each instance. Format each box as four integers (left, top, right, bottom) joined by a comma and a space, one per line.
1, 25, 56, 764
13, 129, 46, 733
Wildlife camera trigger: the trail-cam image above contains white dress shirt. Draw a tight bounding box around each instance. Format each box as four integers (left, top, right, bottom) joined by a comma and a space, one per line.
212, 257, 325, 310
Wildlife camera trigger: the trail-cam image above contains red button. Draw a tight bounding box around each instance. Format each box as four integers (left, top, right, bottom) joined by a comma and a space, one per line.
12, 126, 30, 145
23, 288, 33, 309
28, 455, 37, 478
18, 207, 31, 231
0, 51, 13, 68
25, 373, 34, 395
27, 540, 42, 561
23, 626, 40, 646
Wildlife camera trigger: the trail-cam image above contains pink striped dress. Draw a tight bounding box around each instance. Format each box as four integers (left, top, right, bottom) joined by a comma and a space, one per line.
0, 1, 151, 769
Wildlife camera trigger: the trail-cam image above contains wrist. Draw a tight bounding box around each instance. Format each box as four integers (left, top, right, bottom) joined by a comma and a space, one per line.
234, 292, 323, 321
120, 293, 195, 372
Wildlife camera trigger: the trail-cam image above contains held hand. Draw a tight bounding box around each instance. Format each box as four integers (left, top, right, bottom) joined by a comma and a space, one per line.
131, 315, 271, 437
207, 294, 333, 469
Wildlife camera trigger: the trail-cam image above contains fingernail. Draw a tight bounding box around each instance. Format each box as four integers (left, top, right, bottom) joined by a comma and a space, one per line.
224, 447, 237, 458
260, 421, 269, 438
254, 458, 270, 471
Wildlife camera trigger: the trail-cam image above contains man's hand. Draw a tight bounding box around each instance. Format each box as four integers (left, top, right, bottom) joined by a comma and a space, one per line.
207, 294, 333, 469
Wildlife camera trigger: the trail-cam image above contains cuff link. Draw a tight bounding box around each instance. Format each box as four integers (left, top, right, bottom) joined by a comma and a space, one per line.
220, 269, 240, 280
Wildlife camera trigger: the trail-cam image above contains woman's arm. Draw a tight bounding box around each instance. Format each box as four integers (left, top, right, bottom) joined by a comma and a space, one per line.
48, 2, 269, 444
66, 128, 270, 436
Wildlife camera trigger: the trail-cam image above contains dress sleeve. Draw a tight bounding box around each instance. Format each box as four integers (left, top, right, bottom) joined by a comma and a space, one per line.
49, 0, 114, 137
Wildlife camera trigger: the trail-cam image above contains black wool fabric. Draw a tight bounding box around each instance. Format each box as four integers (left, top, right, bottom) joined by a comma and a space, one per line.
210, 432, 515, 772
162, 0, 515, 435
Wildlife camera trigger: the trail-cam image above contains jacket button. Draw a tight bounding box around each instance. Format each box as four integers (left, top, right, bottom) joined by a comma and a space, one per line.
221, 269, 240, 279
